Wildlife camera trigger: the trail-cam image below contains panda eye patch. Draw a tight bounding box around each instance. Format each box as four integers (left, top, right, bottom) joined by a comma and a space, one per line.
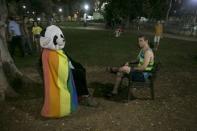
60, 34, 64, 38
53, 35, 58, 45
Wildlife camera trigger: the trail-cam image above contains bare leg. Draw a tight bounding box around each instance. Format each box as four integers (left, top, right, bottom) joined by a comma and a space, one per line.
111, 66, 130, 94
36, 38, 40, 53
156, 42, 160, 51
112, 72, 123, 94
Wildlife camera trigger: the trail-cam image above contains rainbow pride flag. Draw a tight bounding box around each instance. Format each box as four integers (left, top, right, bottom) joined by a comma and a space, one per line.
41, 49, 78, 118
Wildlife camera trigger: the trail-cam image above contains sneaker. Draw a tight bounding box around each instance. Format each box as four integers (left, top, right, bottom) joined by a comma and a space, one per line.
80, 97, 98, 107
106, 92, 117, 98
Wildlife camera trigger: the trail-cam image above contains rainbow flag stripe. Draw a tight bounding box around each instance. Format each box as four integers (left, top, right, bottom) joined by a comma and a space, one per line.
41, 49, 78, 118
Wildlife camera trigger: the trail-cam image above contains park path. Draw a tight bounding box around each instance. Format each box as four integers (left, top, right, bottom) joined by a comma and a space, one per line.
61, 25, 197, 42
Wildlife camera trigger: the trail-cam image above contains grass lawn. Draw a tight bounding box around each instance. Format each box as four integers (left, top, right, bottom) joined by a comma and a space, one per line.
15, 28, 197, 69
1, 28, 197, 131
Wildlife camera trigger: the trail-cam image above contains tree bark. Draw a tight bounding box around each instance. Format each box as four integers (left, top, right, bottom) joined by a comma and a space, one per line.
0, 40, 19, 100
0, 50, 7, 101
0, 0, 35, 100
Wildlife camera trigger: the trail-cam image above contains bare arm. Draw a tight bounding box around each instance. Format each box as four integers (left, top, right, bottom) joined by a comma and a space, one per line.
124, 59, 139, 66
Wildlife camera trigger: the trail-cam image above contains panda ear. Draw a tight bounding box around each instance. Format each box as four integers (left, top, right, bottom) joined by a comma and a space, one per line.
40, 36, 51, 47
53, 35, 58, 45
40, 28, 46, 37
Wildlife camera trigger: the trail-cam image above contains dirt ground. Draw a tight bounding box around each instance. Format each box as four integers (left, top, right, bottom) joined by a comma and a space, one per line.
0, 65, 197, 131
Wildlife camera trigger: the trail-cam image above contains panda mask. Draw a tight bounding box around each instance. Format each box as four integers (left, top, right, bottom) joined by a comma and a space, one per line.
40, 25, 65, 50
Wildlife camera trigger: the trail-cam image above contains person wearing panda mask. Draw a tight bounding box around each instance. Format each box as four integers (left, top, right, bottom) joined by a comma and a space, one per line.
39, 25, 78, 118
39, 25, 98, 109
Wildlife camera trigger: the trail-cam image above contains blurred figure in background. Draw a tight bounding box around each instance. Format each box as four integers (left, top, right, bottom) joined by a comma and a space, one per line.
154, 21, 163, 51
8, 16, 25, 58
22, 16, 32, 55
32, 21, 42, 53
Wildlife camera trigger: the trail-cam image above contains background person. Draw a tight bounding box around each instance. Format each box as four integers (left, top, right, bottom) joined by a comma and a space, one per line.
32, 21, 42, 52
8, 16, 25, 58
154, 21, 163, 51
22, 16, 32, 55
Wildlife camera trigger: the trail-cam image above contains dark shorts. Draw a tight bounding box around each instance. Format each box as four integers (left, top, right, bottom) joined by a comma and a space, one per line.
131, 71, 152, 82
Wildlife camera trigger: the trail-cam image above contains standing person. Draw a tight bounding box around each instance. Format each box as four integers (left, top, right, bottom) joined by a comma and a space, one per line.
154, 21, 163, 51
107, 35, 154, 96
192, 24, 197, 36
8, 16, 25, 58
22, 16, 32, 55
83, 13, 87, 27
32, 21, 42, 52
115, 26, 122, 37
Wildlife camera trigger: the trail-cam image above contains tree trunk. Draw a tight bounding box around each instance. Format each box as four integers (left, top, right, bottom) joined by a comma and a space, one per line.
0, 39, 19, 100
0, 0, 34, 100
166, 0, 173, 22
125, 15, 130, 29
0, 50, 7, 101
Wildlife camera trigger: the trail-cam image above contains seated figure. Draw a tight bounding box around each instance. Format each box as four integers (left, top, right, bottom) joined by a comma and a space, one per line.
40, 25, 78, 118
63, 51, 98, 107
108, 35, 154, 96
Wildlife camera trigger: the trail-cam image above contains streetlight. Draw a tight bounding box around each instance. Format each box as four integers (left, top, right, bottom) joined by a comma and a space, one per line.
58, 8, 63, 22
83, 4, 89, 27
37, 17, 41, 21
190, 0, 197, 36
22, 5, 26, 9
58, 8, 63, 13
84, 4, 89, 11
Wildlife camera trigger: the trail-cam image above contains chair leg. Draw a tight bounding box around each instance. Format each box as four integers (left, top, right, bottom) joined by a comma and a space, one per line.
150, 81, 154, 100
128, 80, 131, 102
128, 80, 136, 102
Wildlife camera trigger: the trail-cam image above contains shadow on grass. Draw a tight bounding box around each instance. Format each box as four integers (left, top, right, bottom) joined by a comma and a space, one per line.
89, 82, 135, 102
5, 83, 44, 120
89, 82, 154, 102
89, 82, 113, 97
194, 55, 197, 61
11, 82, 43, 100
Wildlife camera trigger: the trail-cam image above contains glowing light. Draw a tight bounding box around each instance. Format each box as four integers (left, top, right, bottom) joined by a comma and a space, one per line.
84, 4, 89, 10
22, 5, 26, 9
58, 8, 63, 12
37, 17, 41, 21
